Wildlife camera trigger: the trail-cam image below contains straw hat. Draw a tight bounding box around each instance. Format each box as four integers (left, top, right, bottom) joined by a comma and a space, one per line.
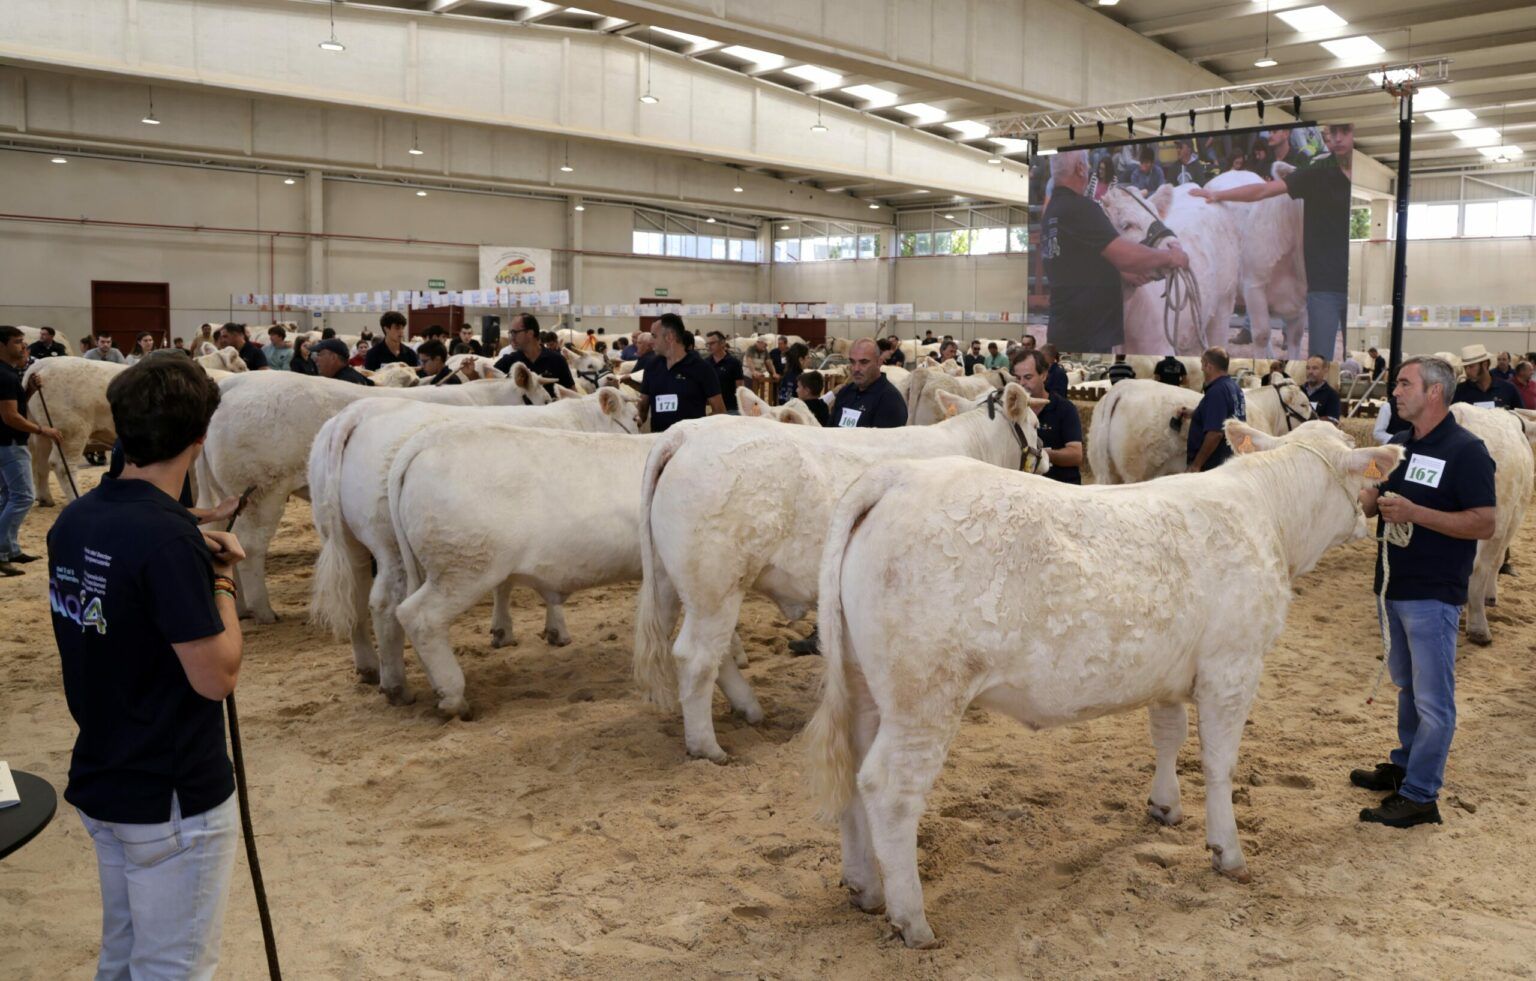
1459, 343, 1491, 366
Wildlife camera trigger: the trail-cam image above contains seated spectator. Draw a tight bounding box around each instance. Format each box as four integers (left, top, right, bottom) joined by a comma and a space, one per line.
263, 325, 294, 371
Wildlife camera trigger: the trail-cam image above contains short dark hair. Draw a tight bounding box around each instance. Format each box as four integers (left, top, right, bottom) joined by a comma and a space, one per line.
321, 327, 336, 339
1368, 347, 1378, 354
515, 313, 541, 334
656, 312, 690, 348
221, 322, 247, 337
136, 331, 155, 344
1041, 343, 1059, 361
107, 356, 221, 466
1009, 349, 1048, 375
380, 311, 407, 330
798, 371, 824, 397
706, 330, 727, 343
1203, 347, 1230, 372
0, 326, 21, 345
1139, 146, 1156, 164
417, 339, 448, 362
268, 325, 287, 340
40, 326, 55, 338
422, 324, 448, 339
540, 331, 558, 344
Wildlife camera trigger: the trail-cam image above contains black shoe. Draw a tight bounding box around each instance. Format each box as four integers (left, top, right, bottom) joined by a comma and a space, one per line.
1360, 792, 1442, 828
1349, 762, 1405, 792
9, 552, 40, 564
1499, 562, 1514, 576
788, 629, 821, 656
0, 561, 23, 577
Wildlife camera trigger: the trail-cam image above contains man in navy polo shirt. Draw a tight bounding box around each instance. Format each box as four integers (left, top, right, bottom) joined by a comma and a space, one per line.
1041, 344, 1071, 400
49, 355, 247, 978
1178, 346, 1245, 472
217, 322, 268, 371
704, 330, 746, 413
493, 313, 573, 395
1353, 356, 1496, 828
641, 314, 723, 433
1010, 348, 1082, 483
829, 338, 907, 429
1303, 355, 1343, 424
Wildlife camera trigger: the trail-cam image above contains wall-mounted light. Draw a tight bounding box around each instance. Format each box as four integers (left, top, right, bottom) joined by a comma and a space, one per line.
319, 0, 345, 50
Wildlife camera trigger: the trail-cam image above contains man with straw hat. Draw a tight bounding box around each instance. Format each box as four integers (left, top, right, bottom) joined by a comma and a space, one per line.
1453, 344, 1524, 410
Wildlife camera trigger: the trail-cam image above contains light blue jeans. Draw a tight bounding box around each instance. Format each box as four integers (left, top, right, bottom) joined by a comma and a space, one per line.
77, 792, 239, 981
0, 443, 36, 559
1306, 290, 1348, 361
1383, 599, 1460, 804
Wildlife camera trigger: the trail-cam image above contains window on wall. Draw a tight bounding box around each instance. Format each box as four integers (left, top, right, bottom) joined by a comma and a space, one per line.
895, 205, 1029, 257
771, 219, 886, 262
1462, 199, 1534, 238
631, 207, 759, 262
1349, 207, 1372, 240
1406, 203, 1460, 240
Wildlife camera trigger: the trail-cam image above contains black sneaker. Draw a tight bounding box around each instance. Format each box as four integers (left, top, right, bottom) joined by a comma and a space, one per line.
788, 629, 821, 656
1349, 762, 1405, 792
9, 552, 40, 564
0, 561, 23, 578
1360, 792, 1442, 828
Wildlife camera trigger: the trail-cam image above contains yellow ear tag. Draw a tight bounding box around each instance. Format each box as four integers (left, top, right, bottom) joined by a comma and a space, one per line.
945, 402, 958, 417
1238, 434, 1255, 454
1364, 459, 1384, 480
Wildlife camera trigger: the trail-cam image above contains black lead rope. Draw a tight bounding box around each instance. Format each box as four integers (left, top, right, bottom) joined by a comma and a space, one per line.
222, 488, 282, 981
985, 389, 1038, 474
1275, 381, 1310, 431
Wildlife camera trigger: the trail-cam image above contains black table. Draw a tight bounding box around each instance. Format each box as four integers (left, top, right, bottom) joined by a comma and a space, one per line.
0, 771, 57, 860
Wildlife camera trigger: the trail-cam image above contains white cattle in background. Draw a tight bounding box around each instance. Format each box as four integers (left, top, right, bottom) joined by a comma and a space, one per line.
308, 387, 642, 704
382, 388, 812, 717
1086, 374, 1314, 484
16, 326, 42, 345
1451, 405, 1536, 645
632, 385, 1051, 761
194, 346, 249, 375
1125, 355, 1203, 391
804, 421, 1402, 948
443, 353, 505, 380
1101, 183, 1243, 357
1201, 165, 1308, 359
195, 364, 553, 623
365, 363, 421, 387
904, 366, 1008, 425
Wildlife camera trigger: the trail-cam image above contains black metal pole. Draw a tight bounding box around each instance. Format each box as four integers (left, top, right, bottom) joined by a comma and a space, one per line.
1387, 91, 1413, 378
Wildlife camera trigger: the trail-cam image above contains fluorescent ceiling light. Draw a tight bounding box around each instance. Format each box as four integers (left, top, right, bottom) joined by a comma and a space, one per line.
945, 120, 991, 140
868, 202, 880, 209
564, 7, 600, 15
1414, 87, 1450, 109
1478, 145, 1524, 160
913, 189, 930, 194
1276, 5, 1347, 32
141, 113, 161, 125
1454, 127, 1502, 147
416, 190, 428, 197
780, 224, 790, 230
732, 184, 744, 192
51, 156, 66, 163
559, 163, 574, 172
986, 155, 1003, 164
1254, 57, 1278, 68
408, 146, 425, 156
784, 64, 843, 87
1036, 147, 1058, 156
721, 44, 785, 69
1426, 109, 1477, 127
943, 213, 955, 220
283, 178, 296, 185
992, 137, 1031, 153
1319, 36, 1384, 59
706, 217, 716, 223
318, 39, 345, 51
897, 102, 947, 125
843, 84, 898, 108
574, 204, 585, 211
1098, 0, 1119, 6
639, 93, 659, 104
652, 27, 713, 46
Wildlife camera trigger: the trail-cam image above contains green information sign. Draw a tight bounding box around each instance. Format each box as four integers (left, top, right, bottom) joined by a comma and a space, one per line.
653, 288, 669, 297
428, 278, 447, 290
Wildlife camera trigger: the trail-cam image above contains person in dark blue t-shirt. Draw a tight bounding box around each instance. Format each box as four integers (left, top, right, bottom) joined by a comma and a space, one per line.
493, 313, 573, 395
1177, 347, 1246, 472
217, 322, 268, 371
1452, 345, 1525, 410
363, 311, 421, 372
829, 338, 907, 429
1010, 348, 1082, 483
1303, 355, 1343, 424
48, 354, 247, 978
1042, 344, 1070, 400
1353, 355, 1496, 830
641, 314, 724, 433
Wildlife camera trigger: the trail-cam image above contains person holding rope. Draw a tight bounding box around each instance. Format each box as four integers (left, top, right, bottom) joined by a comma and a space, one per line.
1041, 149, 1190, 354
48, 354, 248, 978
2, 325, 63, 576
1175, 346, 1245, 473
1010, 348, 1082, 484
1353, 356, 1495, 828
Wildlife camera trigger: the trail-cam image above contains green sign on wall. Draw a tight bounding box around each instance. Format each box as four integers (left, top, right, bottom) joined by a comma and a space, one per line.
654, 287, 670, 297
428, 278, 447, 290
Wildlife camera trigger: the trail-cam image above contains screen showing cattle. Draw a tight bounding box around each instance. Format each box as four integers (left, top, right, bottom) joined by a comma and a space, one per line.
1029, 123, 1355, 361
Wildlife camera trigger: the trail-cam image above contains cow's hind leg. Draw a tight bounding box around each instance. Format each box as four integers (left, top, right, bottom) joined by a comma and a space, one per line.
1146, 701, 1188, 825
1464, 540, 1500, 645
395, 577, 478, 720
344, 541, 379, 685
840, 662, 883, 913
859, 716, 959, 949
538, 590, 571, 646
29, 436, 55, 506
488, 580, 516, 648
371, 555, 415, 704
1194, 665, 1261, 882
232, 491, 288, 624
672, 595, 747, 762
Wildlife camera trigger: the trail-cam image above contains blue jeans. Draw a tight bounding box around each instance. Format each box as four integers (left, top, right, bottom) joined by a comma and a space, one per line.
1306, 290, 1348, 361
77, 792, 239, 981
0, 443, 36, 559
1383, 599, 1460, 803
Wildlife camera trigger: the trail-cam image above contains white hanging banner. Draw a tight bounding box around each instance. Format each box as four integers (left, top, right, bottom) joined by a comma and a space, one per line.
479, 245, 552, 294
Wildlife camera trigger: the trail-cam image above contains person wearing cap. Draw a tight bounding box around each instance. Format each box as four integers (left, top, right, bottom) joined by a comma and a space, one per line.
1154, 353, 1187, 386
364, 312, 419, 371
312, 338, 373, 386
1453, 344, 1524, 409
1303, 355, 1342, 424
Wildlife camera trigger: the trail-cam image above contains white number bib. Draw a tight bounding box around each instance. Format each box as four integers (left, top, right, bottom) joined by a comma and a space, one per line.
1405, 453, 1446, 488
1474, 400, 1496, 410
654, 394, 678, 413
838, 408, 863, 427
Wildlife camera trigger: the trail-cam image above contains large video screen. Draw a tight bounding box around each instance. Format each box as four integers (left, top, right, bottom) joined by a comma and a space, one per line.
1028, 124, 1355, 360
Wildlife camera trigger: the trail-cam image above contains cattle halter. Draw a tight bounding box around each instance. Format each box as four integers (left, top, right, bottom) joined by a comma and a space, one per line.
1108, 184, 1207, 351
984, 388, 1045, 475
1271, 378, 1312, 431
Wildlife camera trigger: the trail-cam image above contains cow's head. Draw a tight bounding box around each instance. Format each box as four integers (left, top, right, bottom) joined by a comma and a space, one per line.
1101, 183, 1178, 249
508, 361, 555, 405
935, 383, 1052, 476
1268, 374, 1315, 429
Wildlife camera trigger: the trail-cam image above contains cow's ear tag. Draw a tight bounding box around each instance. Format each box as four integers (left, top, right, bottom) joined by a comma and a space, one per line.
945, 402, 957, 417
1238, 434, 1255, 454
1364, 459, 1384, 480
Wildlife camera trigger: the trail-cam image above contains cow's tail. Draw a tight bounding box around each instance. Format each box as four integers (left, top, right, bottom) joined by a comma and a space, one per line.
387, 429, 432, 598
632, 430, 685, 710
308, 412, 363, 638
1087, 385, 1120, 485
805, 464, 894, 822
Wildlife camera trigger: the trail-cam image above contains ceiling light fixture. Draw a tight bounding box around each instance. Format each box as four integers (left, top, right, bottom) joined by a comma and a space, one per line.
721, 44, 786, 70
1426, 109, 1477, 127
639, 33, 658, 104
945, 120, 991, 141
51, 156, 66, 164
784, 64, 843, 88
1414, 87, 1449, 109
319, 0, 345, 50
416, 190, 427, 197
284, 178, 296, 185
1319, 36, 1384, 60
987, 155, 1003, 164
733, 184, 743, 192
868, 202, 880, 209
560, 140, 574, 172
842, 84, 899, 109
574, 204, 586, 211
943, 213, 955, 220
1276, 5, 1346, 33
896, 102, 947, 125
1036, 147, 1058, 157
780, 224, 790, 230
1255, 0, 1276, 69
141, 88, 160, 125
1098, 0, 1120, 6
706, 216, 716, 223
1454, 127, 1502, 147
409, 121, 425, 156
811, 96, 828, 133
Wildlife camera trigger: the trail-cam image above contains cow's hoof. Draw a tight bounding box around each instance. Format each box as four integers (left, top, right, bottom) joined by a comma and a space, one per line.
894, 921, 941, 950
381, 685, 416, 706
843, 883, 884, 914
1208, 845, 1251, 883
252, 610, 278, 626
1467, 631, 1492, 647
356, 667, 380, 685
688, 744, 729, 765
1146, 798, 1184, 826
737, 705, 765, 725
542, 630, 571, 647
38, 500, 55, 508
489, 627, 517, 649
436, 696, 473, 721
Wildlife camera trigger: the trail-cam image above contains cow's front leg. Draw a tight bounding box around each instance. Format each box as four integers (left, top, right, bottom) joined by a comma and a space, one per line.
1195, 667, 1261, 883
488, 579, 516, 648
1146, 701, 1187, 825
538, 590, 571, 646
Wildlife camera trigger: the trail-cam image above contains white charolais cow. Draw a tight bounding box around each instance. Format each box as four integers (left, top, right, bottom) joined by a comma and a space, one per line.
633, 385, 1052, 762
196, 363, 552, 623
308, 387, 640, 702
384, 389, 813, 717
904, 366, 1007, 425
1087, 374, 1313, 484
1450, 404, 1536, 644
1203, 166, 1308, 359
1101, 183, 1243, 356
805, 420, 1403, 948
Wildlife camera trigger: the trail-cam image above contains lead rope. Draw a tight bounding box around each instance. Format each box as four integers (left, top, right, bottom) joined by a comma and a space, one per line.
35, 387, 81, 499
1110, 185, 1207, 351
1368, 495, 1413, 705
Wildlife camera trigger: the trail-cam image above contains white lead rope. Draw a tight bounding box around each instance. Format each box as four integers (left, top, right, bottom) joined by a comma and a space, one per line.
1368, 501, 1413, 705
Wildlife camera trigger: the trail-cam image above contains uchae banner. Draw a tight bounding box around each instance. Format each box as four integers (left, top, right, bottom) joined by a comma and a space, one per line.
1029, 123, 1355, 360
478, 245, 552, 295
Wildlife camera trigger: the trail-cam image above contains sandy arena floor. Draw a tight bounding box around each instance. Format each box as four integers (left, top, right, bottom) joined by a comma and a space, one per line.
3, 419, 1535, 978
